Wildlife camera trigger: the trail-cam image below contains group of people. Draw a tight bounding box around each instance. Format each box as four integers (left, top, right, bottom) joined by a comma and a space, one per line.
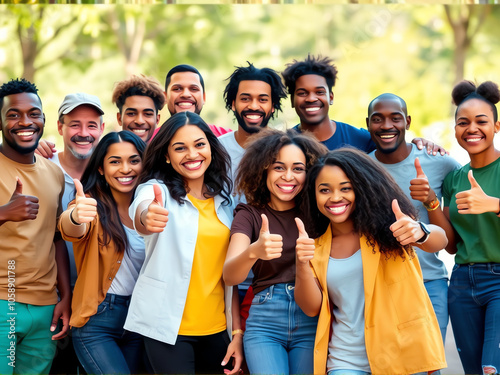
0, 54, 499, 375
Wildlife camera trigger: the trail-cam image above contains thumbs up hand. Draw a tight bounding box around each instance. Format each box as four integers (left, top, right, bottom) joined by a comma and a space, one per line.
70, 179, 97, 225
455, 170, 499, 215
249, 214, 283, 260
390, 199, 424, 246
142, 184, 169, 233
0, 177, 39, 222
295, 218, 315, 264
409, 158, 437, 205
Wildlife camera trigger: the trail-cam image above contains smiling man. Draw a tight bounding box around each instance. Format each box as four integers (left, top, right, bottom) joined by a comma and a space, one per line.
366, 93, 461, 357
0, 78, 70, 374
112, 74, 165, 143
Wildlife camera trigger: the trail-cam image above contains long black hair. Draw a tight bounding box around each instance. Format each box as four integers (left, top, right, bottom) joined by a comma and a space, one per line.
80, 131, 146, 253
302, 148, 418, 258
139, 111, 232, 205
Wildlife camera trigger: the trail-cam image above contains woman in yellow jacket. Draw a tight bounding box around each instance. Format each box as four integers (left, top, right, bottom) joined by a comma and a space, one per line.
294, 148, 447, 375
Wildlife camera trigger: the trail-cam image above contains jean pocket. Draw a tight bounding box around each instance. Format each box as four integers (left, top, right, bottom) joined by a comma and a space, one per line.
452, 263, 461, 273
95, 301, 109, 316
251, 291, 271, 305
490, 264, 500, 275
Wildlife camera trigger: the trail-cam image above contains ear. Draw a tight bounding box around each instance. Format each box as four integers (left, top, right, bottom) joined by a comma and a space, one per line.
156, 114, 161, 125
98, 167, 104, 176
165, 153, 170, 164
495, 120, 500, 134
365, 117, 370, 129
99, 121, 105, 134
406, 115, 412, 130
290, 96, 295, 109
231, 101, 236, 112
202, 90, 206, 103
329, 92, 334, 105
116, 112, 122, 126
57, 120, 64, 136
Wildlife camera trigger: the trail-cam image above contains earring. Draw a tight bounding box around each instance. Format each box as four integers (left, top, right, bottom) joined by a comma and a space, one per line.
166, 158, 170, 164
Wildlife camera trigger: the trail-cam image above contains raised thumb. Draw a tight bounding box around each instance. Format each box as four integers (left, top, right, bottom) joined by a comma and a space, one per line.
392, 199, 405, 220
295, 217, 309, 239
74, 179, 85, 198
414, 157, 426, 178
468, 170, 480, 189
260, 214, 270, 234
153, 184, 163, 206
13, 177, 23, 195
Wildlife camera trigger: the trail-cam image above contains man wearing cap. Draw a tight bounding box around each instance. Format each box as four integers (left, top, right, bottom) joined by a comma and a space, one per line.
49, 93, 104, 375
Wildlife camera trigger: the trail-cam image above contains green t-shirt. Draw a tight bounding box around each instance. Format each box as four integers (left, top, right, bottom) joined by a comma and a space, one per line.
443, 157, 500, 264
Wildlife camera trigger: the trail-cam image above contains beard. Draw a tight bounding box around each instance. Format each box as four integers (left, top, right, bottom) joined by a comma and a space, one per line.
68, 135, 96, 159
2, 129, 42, 155
234, 110, 272, 134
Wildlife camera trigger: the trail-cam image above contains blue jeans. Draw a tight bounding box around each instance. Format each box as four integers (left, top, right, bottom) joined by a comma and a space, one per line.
448, 263, 500, 374
72, 293, 143, 375
243, 283, 318, 375
328, 371, 370, 375
425, 278, 449, 344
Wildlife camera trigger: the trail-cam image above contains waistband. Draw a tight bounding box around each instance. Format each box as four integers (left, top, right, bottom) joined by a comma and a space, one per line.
103, 293, 132, 305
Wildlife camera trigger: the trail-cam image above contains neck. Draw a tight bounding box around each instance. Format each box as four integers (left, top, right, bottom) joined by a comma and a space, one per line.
299, 118, 335, 142
58, 150, 90, 180
267, 198, 295, 212
469, 147, 500, 169
187, 178, 206, 200
374, 143, 412, 164
234, 129, 252, 149
0, 144, 35, 164
111, 189, 134, 228
330, 219, 356, 237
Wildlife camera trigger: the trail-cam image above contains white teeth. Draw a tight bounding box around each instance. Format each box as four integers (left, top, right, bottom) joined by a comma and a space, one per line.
133, 129, 147, 134
178, 102, 193, 107
245, 115, 261, 120
185, 161, 202, 169
466, 138, 482, 142
278, 185, 295, 192
117, 177, 133, 182
305, 107, 320, 112
327, 205, 347, 214
17, 131, 34, 136
380, 134, 396, 139
75, 142, 90, 145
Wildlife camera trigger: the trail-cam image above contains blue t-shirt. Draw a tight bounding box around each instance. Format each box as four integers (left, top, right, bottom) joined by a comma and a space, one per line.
293, 121, 376, 152
369, 144, 462, 281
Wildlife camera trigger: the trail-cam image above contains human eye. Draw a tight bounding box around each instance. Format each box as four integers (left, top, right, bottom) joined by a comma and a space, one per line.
296, 91, 307, 97
191, 86, 200, 92
174, 146, 186, 152
7, 113, 19, 118
294, 167, 305, 173
456, 121, 467, 127
318, 188, 330, 194
31, 112, 42, 118
130, 158, 141, 164
195, 141, 207, 148
260, 98, 269, 103
317, 90, 326, 96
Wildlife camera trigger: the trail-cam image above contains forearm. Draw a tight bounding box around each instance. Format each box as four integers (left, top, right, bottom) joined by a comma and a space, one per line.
414, 224, 448, 253
134, 200, 154, 236
427, 207, 458, 254
54, 237, 71, 301
223, 247, 257, 286
295, 262, 322, 317
230, 285, 242, 331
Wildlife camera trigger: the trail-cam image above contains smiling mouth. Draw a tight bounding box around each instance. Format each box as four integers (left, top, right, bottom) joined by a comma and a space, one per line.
326, 204, 349, 215
465, 137, 483, 143
183, 161, 202, 170
177, 102, 195, 108
116, 177, 135, 184
16, 131, 35, 136
304, 107, 321, 113
277, 184, 296, 193
131, 129, 148, 135
75, 141, 91, 146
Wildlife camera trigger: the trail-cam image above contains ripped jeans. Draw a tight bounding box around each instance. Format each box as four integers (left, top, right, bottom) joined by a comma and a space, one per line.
448, 263, 500, 375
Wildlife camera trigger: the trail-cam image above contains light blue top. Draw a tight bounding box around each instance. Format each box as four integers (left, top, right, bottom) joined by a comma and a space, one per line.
124, 179, 235, 344
327, 250, 370, 372
369, 144, 461, 281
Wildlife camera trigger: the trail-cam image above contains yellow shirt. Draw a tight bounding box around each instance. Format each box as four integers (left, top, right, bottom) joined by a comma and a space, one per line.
178, 195, 229, 335
311, 228, 446, 375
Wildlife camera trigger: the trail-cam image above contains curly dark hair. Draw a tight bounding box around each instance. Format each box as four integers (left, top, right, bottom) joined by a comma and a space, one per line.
452, 80, 500, 122
0, 78, 40, 111
112, 74, 165, 114
223, 62, 287, 119
301, 148, 417, 258
235, 129, 328, 208
282, 54, 338, 103
138, 111, 232, 206
80, 131, 146, 253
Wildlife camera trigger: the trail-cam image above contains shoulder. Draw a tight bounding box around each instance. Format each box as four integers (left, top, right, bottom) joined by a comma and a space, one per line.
415, 146, 462, 171
37, 156, 64, 183
208, 124, 233, 137
336, 121, 369, 136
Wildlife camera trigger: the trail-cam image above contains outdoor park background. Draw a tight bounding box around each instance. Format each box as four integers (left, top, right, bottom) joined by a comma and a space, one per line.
1, 3, 500, 373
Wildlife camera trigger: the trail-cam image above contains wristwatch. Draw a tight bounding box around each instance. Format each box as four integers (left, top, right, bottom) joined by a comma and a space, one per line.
416, 221, 431, 244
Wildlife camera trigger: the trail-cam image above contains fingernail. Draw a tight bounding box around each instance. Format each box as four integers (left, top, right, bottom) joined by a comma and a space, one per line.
221, 361, 227, 366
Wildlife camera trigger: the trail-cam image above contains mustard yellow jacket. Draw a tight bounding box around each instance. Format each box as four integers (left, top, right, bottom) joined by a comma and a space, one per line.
310, 228, 447, 375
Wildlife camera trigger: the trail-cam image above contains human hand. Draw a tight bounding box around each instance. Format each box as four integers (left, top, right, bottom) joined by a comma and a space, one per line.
221, 334, 243, 375
409, 157, 436, 205
456, 170, 499, 215
71, 179, 97, 225
0, 178, 39, 222
143, 184, 169, 233
389, 199, 425, 246
50, 297, 70, 340
295, 217, 315, 264
412, 138, 447, 156
249, 214, 283, 260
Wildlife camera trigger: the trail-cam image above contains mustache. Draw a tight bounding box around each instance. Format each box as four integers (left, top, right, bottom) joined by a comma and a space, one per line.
70, 135, 95, 143
241, 110, 266, 117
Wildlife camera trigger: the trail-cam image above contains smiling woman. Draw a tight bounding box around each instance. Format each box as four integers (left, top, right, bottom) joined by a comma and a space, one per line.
57, 130, 147, 375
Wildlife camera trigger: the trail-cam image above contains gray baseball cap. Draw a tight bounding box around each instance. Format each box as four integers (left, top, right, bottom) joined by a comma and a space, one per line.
58, 92, 104, 118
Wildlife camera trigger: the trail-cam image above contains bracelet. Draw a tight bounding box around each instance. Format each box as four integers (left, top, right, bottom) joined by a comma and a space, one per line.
423, 197, 440, 211
69, 209, 81, 226
231, 329, 244, 336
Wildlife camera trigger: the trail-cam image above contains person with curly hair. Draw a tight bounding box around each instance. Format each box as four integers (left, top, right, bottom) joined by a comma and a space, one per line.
295, 148, 447, 375
434, 81, 500, 373
125, 111, 243, 375
112, 74, 165, 143
223, 129, 327, 375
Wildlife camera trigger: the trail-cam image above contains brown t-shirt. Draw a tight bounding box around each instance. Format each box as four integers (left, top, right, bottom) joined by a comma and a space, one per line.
230, 203, 302, 294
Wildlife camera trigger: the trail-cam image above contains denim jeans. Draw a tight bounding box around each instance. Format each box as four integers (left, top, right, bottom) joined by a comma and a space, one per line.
243, 283, 318, 375
448, 263, 500, 374
328, 370, 370, 375
72, 293, 143, 375
425, 278, 449, 344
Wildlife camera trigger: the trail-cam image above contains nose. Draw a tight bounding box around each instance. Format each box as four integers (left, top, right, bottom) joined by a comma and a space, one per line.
79, 126, 90, 137
186, 147, 198, 159
467, 122, 479, 133
135, 113, 145, 125
120, 161, 132, 174
305, 92, 317, 103
181, 88, 191, 98
282, 168, 293, 181
248, 99, 260, 111
18, 113, 33, 126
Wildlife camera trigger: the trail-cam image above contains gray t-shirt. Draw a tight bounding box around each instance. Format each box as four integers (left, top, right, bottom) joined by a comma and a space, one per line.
369, 144, 462, 281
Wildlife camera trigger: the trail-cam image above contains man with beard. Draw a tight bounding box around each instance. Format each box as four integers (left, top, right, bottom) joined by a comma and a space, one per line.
219, 63, 287, 306
282, 55, 445, 154
220, 62, 287, 184
0, 78, 70, 374
366, 93, 461, 358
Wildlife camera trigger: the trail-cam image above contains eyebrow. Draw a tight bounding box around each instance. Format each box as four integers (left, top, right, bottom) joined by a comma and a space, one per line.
171, 137, 205, 147
124, 107, 155, 112
239, 93, 270, 97
273, 161, 306, 166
